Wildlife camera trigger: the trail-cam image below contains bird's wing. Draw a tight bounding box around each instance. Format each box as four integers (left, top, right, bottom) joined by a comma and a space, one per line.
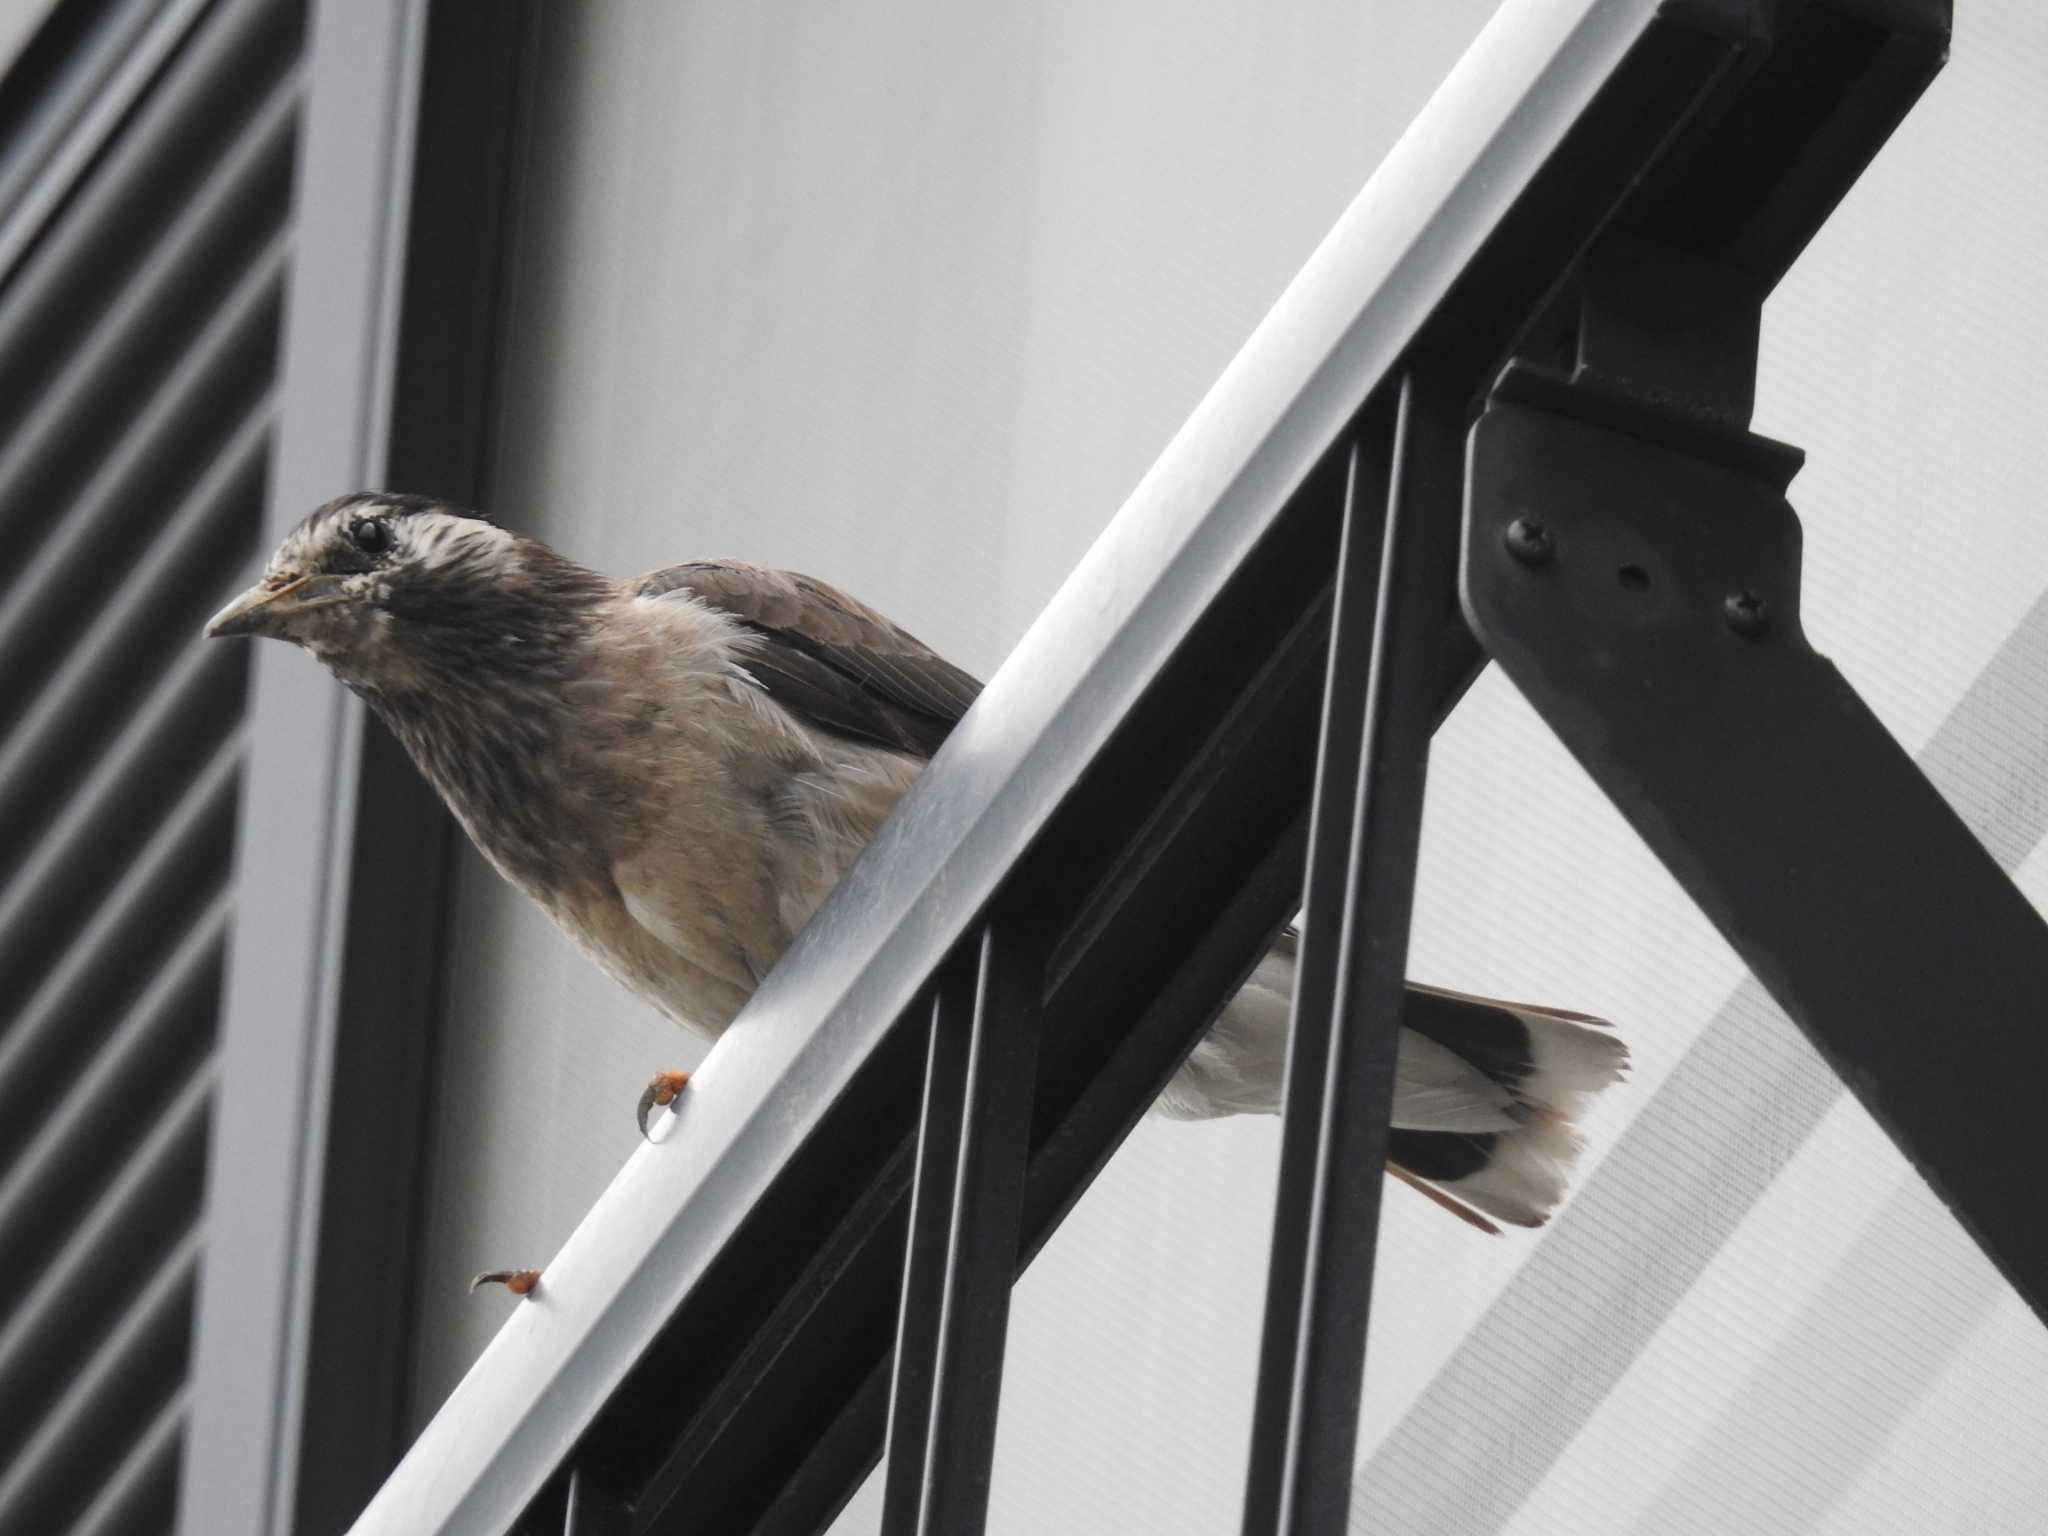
636, 560, 983, 758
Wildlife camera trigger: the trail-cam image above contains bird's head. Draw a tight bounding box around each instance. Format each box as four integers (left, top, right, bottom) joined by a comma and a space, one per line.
205, 492, 553, 690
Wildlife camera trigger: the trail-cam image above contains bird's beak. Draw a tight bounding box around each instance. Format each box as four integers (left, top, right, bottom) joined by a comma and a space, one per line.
204, 573, 350, 639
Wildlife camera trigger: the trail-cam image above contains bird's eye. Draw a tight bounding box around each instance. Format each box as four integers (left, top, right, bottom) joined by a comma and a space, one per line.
350, 517, 391, 555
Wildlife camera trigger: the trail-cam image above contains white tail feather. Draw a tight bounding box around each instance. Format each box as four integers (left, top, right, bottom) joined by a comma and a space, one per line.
1157, 941, 1628, 1230
1512, 1003, 1630, 1119
1432, 1108, 1586, 1228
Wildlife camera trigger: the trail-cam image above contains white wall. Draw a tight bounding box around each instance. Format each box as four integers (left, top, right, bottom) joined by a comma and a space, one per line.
406, 3, 2048, 1532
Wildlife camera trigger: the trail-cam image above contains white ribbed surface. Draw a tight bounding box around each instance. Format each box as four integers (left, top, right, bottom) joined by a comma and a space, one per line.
422, 2, 2048, 1531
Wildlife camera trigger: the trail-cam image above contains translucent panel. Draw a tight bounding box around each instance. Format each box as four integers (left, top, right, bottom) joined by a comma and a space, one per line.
417, 2, 2048, 1534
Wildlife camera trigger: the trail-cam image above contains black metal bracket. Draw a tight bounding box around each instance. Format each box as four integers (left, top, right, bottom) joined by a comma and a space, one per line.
1464, 248, 2048, 1321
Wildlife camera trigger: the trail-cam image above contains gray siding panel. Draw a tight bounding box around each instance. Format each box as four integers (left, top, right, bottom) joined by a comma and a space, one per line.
0, 1068, 215, 1466
0, 1229, 200, 1532
68, 1386, 191, 1536
0, 0, 302, 1531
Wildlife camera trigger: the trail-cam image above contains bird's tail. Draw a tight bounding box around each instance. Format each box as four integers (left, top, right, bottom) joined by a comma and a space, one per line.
1387, 983, 1628, 1230
1155, 936, 1627, 1231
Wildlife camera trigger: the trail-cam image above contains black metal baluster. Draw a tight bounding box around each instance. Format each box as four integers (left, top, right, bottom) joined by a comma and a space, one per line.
1241, 372, 1462, 1536
880, 924, 1040, 1536
561, 1465, 630, 1536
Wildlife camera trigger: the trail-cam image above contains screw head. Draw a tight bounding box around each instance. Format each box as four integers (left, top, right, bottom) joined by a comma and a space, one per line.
1503, 517, 1555, 567
1724, 589, 1770, 638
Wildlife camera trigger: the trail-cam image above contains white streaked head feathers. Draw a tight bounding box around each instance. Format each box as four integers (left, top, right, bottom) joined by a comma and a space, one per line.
248, 492, 531, 677
270, 492, 519, 591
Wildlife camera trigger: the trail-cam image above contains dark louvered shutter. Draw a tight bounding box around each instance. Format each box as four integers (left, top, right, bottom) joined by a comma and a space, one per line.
0, 2, 303, 1532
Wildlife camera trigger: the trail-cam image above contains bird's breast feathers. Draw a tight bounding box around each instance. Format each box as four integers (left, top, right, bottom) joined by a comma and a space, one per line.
525, 596, 923, 1036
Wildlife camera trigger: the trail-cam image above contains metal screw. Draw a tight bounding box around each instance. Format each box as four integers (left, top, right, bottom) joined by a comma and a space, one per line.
1723, 589, 1770, 638
1503, 517, 1555, 566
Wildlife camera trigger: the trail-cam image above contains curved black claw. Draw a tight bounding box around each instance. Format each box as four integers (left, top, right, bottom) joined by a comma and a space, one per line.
470, 1267, 542, 1298
636, 1069, 691, 1140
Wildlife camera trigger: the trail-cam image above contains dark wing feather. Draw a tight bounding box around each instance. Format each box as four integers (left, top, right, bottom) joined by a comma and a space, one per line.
637, 560, 982, 757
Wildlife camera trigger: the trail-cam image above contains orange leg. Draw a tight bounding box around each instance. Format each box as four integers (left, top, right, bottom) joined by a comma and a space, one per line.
469, 1267, 542, 1298
636, 1068, 692, 1139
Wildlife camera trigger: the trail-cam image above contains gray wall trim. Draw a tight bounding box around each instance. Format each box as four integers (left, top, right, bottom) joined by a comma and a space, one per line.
177, 3, 427, 1533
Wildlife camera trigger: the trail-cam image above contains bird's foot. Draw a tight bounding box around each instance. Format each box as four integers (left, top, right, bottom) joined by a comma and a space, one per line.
470, 1267, 542, 1298
637, 1068, 691, 1140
